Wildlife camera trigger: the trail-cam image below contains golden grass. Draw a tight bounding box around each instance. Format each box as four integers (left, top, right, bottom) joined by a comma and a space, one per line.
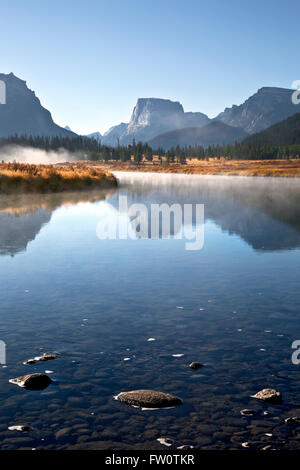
0, 163, 117, 194
94, 160, 300, 177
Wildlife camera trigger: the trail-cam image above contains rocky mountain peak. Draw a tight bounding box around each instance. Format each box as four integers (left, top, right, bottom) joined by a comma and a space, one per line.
217, 86, 300, 134
102, 97, 209, 146
130, 98, 184, 127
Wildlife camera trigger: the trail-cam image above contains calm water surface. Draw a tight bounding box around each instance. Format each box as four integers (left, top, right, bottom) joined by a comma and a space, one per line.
0, 172, 300, 450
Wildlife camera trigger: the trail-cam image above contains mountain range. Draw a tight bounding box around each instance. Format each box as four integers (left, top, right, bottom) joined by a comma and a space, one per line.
100, 87, 300, 149
103, 98, 210, 146
0, 72, 299, 149
216, 87, 300, 134
149, 121, 247, 149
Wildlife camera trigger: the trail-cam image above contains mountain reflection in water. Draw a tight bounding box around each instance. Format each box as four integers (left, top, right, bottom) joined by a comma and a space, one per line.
0, 174, 299, 256
0, 189, 116, 256
111, 173, 300, 251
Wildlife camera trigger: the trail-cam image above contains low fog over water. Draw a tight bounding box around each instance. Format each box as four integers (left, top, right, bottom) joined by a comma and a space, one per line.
0, 145, 80, 164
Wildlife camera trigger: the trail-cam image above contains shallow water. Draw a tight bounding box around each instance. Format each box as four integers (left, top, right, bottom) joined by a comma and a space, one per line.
0, 173, 300, 450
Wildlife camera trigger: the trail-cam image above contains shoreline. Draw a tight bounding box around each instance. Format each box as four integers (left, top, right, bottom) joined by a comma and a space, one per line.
0, 163, 117, 194
89, 160, 300, 177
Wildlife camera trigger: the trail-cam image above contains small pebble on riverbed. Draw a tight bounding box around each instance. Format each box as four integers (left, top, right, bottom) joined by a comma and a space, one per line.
157, 437, 173, 447
240, 409, 256, 416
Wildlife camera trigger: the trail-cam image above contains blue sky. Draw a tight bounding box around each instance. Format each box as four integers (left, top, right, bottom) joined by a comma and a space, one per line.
1, 0, 299, 134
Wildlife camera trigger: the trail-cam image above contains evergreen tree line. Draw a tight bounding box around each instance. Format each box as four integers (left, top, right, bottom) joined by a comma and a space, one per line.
0, 134, 299, 161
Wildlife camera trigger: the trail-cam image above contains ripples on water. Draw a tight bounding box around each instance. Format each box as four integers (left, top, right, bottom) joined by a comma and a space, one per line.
0, 173, 299, 450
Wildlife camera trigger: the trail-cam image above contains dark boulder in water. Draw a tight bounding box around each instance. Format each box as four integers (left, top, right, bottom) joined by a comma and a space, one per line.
189, 362, 204, 370
9, 373, 52, 390
115, 390, 182, 408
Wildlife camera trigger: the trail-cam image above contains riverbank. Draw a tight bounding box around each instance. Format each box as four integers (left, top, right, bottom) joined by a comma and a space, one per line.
92, 159, 300, 177
0, 163, 117, 194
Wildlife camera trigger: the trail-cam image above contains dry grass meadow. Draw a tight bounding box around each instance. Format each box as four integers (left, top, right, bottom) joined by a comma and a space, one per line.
0, 160, 298, 195
96, 159, 300, 177
0, 162, 117, 194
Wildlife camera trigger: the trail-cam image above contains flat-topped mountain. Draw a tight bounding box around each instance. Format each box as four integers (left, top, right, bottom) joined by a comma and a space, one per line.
149, 120, 248, 150
216, 87, 300, 134
102, 98, 210, 146
0, 73, 77, 138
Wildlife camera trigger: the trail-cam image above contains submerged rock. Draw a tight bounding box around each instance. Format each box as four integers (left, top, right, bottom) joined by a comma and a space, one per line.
24, 352, 58, 365
252, 388, 282, 404
261, 445, 272, 451
115, 390, 182, 408
189, 362, 204, 370
285, 417, 300, 425
9, 373, 52, 390
241, 442, 250, 448
55, 427, 72, 440
240, 409, 256, 416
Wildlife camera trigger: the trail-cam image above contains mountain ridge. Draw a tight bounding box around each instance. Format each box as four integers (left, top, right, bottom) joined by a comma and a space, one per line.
1, 74, 300, 148
0, 73, 77, 138
216, 86, 300, 134
102, 98, 210, 146
149, 121, 248, 150
243, 112, 300, 146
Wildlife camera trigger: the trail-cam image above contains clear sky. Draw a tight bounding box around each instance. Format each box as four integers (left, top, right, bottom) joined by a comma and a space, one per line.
0, 0, 299, 135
